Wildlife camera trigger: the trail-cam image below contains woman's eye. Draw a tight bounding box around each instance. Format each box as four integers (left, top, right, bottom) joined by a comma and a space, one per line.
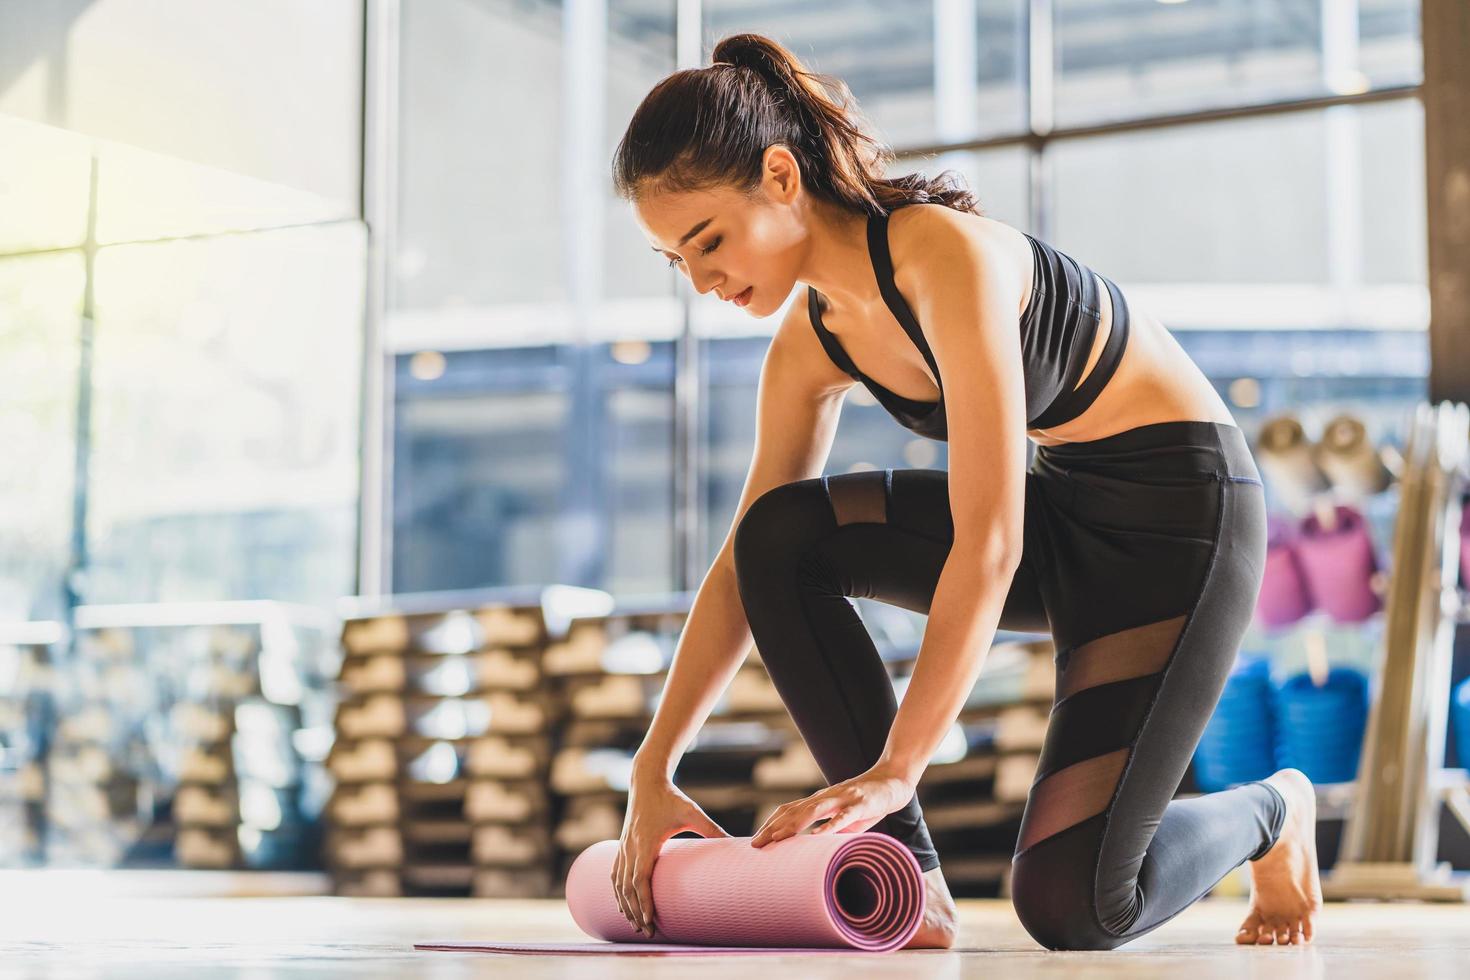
665, 237, 720, 269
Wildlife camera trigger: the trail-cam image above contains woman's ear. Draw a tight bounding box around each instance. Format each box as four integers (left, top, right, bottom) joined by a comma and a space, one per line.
762, 144, 801, 203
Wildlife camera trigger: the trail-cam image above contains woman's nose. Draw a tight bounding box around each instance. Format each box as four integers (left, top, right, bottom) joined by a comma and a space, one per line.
691, 268, 723, 297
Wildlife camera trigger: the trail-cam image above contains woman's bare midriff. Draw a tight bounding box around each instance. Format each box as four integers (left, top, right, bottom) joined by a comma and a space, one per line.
1025, 272, 1236, 447
814, 209, 1236, 447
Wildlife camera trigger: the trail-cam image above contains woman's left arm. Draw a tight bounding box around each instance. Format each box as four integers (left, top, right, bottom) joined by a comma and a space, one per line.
751, 213, 1031, 845
878, 214, 1031, 786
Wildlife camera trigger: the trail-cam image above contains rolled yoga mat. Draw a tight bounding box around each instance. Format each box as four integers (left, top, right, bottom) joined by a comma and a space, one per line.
1314, 413, 1393, 498
1293, 503, 1382, 623
1255, 414, 1329, 514
1460, 497, 1470, 590
1257, 515, 1313, 628
416, 833, 926, 955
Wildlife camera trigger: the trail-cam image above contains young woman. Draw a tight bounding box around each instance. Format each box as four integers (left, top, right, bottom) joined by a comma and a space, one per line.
607, 32, 1322, 951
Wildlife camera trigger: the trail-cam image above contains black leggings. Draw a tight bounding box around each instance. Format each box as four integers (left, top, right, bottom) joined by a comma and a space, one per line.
732, 420, 1287, 951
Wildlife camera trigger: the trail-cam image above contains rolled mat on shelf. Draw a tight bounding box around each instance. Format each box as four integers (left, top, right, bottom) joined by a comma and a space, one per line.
1272, 667, 1370, 784
1453, 677, 1470, 771
1193, 656, 1276, 791
416, 833, 926, 954
1255, 414, 1329, 512
1257, 517, 1313, 629
1460, 497, 1470, 590
1293, 503, 1382, 624
1314, 414, 1393, 498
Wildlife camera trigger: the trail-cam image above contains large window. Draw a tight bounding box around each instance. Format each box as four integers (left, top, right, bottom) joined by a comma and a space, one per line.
1054, 0, 1420, 126
0, 3, 366, 616
393, 343, 677, 596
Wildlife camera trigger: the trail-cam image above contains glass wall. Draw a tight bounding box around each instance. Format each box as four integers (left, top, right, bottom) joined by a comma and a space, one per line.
0, 4, 365, 618
388, 0, 1429, 597
1054, 0, 1420, 126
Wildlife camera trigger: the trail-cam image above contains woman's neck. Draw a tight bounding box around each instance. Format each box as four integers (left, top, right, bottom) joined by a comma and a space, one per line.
799, 201, 883, 314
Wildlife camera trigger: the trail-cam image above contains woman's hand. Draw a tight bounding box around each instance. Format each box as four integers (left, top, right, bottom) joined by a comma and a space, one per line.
750, 763, 917, 847
613, 770, 731, 938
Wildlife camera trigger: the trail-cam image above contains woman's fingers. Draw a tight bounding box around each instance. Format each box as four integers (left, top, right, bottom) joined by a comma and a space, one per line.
631, 860, 656, 937
753, 792, 848, 845
614, 844, 646, 935
612, 848, 626, 922
812, 807, 851, 833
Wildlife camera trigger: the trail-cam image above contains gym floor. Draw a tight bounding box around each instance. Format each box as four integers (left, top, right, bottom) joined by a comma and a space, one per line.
3, 871, 1467, 978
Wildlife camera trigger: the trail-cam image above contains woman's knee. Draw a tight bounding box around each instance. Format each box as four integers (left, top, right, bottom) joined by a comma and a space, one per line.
731, 478, 830, 582
1010, 855, 1123, 951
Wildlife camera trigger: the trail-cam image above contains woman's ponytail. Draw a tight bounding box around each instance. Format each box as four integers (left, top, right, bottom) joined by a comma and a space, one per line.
613, 32, 982, 216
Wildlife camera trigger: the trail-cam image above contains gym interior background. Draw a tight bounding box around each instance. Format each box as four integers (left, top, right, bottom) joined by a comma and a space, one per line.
2, 0, 1469, 975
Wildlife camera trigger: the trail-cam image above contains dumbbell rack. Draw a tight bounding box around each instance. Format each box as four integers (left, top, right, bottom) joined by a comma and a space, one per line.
323, 587, 1057, 899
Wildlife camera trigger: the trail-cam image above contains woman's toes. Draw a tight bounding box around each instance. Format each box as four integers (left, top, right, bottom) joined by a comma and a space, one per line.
1274, 924, 1291, 945
1236, 910, 1262, 944
1256, 923, 1275, 944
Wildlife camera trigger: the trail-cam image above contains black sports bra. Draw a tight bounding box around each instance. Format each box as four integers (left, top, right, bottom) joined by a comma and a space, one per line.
806, 206, 1131, 442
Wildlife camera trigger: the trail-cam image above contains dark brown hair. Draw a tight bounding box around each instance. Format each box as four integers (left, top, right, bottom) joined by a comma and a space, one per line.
611, 32, 982, 217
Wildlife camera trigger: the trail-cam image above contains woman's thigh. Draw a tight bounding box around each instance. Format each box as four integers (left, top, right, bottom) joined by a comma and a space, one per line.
809, 467, 1052, 633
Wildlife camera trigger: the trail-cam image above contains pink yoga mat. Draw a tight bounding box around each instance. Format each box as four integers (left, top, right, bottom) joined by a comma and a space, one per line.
416, 833, 926, 954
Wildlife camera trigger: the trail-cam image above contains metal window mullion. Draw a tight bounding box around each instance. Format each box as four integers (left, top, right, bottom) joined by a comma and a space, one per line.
1025, 0, 1054, 239
673, 0, 703, 591
892, 84, 1421, 160
1322, 0, 1365, 292
360, 0, 399, 597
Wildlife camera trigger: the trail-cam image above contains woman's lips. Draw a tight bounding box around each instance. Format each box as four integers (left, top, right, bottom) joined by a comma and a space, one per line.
732, 285, 753, 307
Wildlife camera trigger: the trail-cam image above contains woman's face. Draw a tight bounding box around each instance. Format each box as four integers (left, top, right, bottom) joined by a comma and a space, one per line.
633, 149, 807, 317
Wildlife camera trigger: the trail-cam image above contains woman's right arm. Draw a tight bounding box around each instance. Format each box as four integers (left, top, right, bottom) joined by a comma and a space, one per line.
613, 291, 854, 936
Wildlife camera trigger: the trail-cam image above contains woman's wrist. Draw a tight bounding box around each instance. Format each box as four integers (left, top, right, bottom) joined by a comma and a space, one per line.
631, 749, 677, 786
872, 755, 922, 792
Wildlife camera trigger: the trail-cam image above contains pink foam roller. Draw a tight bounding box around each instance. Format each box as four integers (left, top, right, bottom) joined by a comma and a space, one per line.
1294, 503, 1381, 623
418, 833, 925, 954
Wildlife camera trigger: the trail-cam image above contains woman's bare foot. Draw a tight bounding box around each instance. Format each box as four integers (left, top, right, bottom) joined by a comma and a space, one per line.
1235, 768, 1322, 946
902, 865, 958, 949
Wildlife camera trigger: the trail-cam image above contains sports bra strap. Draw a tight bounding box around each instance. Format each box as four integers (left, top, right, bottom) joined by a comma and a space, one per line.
867, 210, 944, 391
807, 287, 860, 378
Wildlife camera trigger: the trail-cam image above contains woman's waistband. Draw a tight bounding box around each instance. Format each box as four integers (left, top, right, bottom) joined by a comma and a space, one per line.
1033, 420, 1262, 483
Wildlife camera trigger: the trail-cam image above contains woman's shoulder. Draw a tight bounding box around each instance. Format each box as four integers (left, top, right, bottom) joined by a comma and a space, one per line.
886, 203, 1029, 300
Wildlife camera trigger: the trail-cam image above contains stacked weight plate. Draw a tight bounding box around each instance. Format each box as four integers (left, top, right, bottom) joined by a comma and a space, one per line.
166, 619, 337, 870
44, 625, 160, 865
327, 602, 557, 897
0, 623, 57, 867
51, 605, 340, 870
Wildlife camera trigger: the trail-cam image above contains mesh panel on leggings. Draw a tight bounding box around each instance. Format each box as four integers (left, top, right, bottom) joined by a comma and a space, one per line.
825, 470, 888, 526
1015, 614, 1187, 855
